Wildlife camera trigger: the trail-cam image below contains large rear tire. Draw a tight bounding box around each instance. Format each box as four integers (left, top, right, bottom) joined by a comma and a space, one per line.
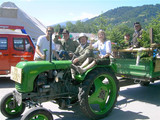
0, 92, 25, 118
78, 68, 119, 119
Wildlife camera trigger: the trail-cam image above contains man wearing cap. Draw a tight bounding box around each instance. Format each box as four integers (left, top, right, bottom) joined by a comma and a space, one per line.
131, 22, 143, 48
54, 29, 79, 59
72, 33, 92, 65
71, 33, 92, 79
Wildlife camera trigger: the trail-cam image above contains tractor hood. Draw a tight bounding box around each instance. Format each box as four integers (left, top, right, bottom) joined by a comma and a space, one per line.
16, 60, 72, 70
14, 60, 72, 92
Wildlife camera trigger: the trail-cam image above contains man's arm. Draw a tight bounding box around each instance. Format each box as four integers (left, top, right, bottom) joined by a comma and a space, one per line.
35, 45, 45, 59
53, 35, 62, 45
74, 45, 80, 56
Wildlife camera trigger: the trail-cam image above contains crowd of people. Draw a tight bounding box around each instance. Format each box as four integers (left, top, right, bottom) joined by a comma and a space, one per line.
34, 22, 143, 76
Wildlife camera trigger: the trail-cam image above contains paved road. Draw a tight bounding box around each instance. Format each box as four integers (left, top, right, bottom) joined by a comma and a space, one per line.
0, 77, 160, 120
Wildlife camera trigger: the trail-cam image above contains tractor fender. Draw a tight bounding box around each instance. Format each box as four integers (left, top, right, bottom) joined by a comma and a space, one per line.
75, 64, 116, 82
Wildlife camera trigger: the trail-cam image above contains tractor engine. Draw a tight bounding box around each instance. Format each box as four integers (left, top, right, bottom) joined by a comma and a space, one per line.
34, 69, 79, 101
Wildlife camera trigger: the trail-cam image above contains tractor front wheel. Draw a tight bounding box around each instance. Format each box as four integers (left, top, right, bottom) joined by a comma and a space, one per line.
21, 107, 53, 120
0, 92, 25, 118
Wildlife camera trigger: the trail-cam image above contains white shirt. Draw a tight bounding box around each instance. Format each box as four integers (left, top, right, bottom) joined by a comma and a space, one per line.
92, 40, 112, 57
34, 35, 56, 60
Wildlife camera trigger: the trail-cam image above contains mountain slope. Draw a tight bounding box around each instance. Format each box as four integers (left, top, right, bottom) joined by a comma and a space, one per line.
86, 4, 160, 27
52, 18, 89, 26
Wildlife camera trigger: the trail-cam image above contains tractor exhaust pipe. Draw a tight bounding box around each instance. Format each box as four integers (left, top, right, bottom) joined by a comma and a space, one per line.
48, 30, 53, 63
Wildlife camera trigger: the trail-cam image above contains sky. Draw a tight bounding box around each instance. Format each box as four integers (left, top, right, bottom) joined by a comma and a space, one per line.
0, 0, 160, 26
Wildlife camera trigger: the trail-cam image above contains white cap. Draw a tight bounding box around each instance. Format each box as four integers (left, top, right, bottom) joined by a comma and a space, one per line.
78, 33, 88, 40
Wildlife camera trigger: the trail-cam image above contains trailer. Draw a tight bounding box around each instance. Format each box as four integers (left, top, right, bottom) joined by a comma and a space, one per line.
112, 45, 160, 86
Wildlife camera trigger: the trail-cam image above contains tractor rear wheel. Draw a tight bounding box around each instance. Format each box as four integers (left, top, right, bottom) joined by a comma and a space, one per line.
78, 68, 119, 119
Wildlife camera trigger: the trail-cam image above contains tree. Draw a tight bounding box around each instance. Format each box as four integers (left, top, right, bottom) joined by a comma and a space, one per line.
148, 13, 160, 44
92, 15, 108, 33
75, 20, 85, 33
66, 22, 76, 32
137, 12, 160, 48
107, 24, 133, 49
53, 24, 61, 33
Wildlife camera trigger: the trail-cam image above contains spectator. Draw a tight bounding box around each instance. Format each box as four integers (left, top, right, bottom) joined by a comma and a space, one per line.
120, 34, 131, 49
54, 29, 79, 60
131, 22, 143, 48
34, 27, 60, 61
124, 34, 131, 45
119, 34, 133, 58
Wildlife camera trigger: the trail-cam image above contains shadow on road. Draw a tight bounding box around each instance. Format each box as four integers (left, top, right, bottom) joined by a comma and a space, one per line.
0, 77, 15, 88
49, 102, 149, 120
107, 108, 149, 120
51, 105, 89, 120
119, 81, 160, 106
49, 81, 160, 120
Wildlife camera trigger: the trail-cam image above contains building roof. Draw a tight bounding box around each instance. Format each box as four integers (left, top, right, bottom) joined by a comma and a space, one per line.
0, 29, 27, 35
0, 2, 46, 40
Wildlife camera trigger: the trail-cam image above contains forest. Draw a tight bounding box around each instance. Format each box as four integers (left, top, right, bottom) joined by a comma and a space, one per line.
53, 4, 160, 49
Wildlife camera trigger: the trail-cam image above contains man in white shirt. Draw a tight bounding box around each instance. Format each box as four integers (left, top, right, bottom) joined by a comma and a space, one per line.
34, 27, 60, 61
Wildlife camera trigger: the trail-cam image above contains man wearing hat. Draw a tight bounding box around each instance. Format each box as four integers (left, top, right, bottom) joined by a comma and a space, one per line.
131, 22, 143, 48
71, 33, 92, 79
54, 29, 79, 59
72, 33, 92, 65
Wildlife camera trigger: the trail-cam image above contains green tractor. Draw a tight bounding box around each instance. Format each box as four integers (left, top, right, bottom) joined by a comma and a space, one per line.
0, 32, 119, 120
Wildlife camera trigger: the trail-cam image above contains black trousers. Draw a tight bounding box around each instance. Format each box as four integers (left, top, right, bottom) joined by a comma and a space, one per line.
95, 57, 110, 65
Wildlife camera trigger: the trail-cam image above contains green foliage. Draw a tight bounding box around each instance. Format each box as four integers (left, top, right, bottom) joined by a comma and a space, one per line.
148, 13, 160, 44
53, 24, 61, 33
66, 22, 76, 32
137, 13, 160, 61
132, 13, 160, 49
93, 15, 108, 32
53, 4, 160, 35
137, 50, 153, 62
65, 21, 92, 33
137, 30, 150, 48
52, 6, 160, 54
75, 20, 86, 33
107, 25, 133, 49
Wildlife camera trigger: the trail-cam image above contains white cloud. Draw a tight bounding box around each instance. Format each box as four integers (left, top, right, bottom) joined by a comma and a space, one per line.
44, 12, 99, 25
19, 0, 33, 2
71, 12, 98, 21
69, 12, 74, 16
